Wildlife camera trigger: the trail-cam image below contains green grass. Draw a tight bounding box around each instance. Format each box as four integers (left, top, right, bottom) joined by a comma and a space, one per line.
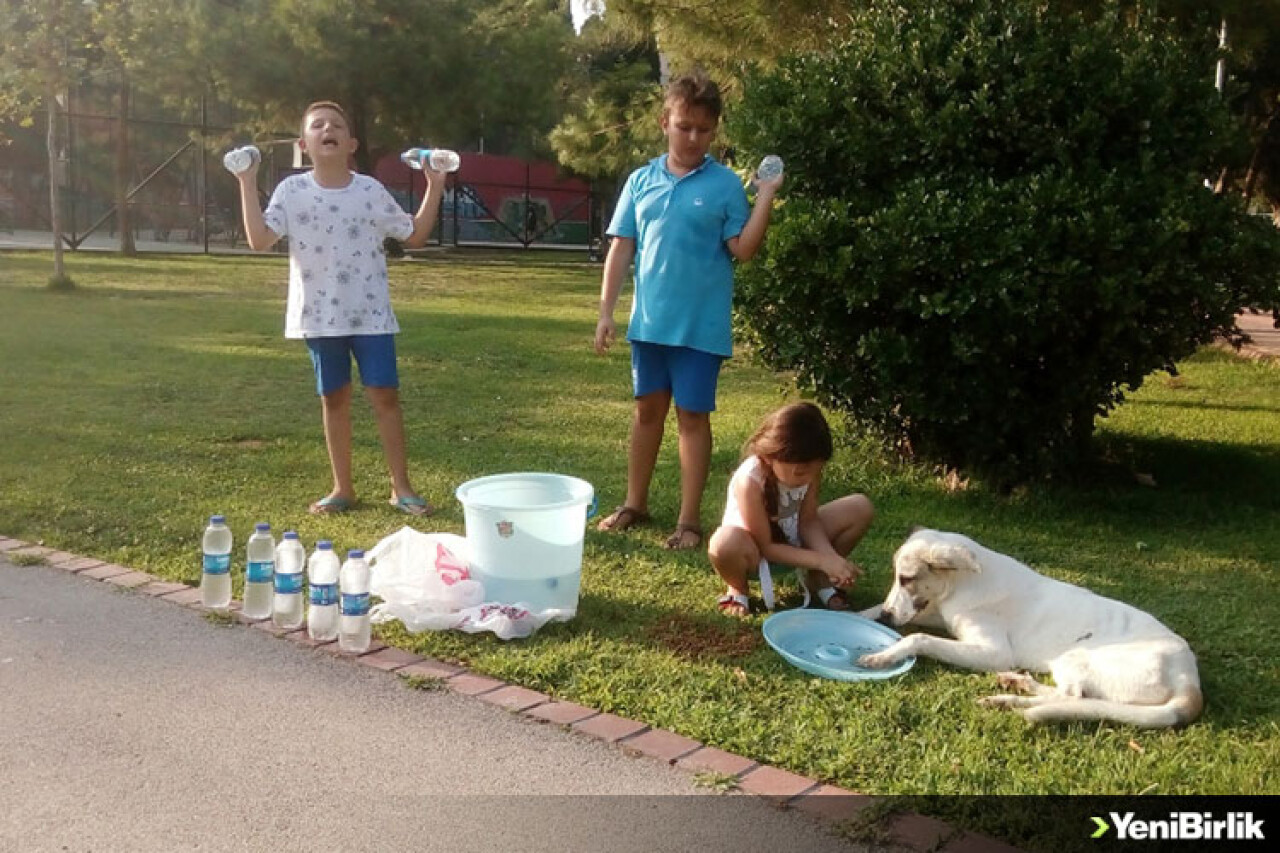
2, 249, 1277, 841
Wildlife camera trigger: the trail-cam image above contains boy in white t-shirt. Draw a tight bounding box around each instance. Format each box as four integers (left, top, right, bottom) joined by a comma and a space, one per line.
233, 100, 445, 516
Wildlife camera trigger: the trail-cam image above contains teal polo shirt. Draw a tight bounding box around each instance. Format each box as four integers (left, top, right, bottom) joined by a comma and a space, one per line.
607, 154, 750, 357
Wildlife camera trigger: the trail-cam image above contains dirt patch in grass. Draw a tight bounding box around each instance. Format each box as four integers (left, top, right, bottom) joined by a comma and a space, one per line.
643, 614, 762, 661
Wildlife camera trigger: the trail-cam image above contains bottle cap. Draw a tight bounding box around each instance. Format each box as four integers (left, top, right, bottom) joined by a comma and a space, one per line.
317, 540, 333, 550
255, 522, 271, 532
347, 549, 365, 559
283, 531, 299, 540
210, 514, 225, 524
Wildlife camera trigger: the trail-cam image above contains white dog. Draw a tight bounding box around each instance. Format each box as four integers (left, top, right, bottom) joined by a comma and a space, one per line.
857, 528, 1203, 728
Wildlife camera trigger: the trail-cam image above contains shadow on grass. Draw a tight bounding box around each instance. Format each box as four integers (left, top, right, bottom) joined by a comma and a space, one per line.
1094, 433, 1280, 509
1122, 397, 1280, 416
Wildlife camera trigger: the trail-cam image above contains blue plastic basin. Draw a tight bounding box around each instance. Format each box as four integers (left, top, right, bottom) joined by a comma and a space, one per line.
762, 609, 915, 681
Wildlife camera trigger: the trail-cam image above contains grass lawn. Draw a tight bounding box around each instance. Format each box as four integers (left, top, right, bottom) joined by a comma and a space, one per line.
1, 250, 1276, 831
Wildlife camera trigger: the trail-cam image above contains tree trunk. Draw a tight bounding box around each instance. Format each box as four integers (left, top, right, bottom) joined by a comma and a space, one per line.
47, 85, 65, 281
1242, 109, 1280, 202
349, 91, 372, 174
115, 75, 135, 256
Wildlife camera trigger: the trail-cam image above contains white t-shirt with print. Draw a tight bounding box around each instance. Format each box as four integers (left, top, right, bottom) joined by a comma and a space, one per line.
263, 172, 414, 339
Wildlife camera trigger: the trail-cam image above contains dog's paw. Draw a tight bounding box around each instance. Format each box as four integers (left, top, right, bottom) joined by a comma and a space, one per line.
858, 651, 896, 669
996, 671, 1037, 693
979, 694, 1029, 710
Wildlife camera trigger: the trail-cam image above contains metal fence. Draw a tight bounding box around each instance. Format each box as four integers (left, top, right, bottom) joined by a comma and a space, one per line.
1, 77, 601, 255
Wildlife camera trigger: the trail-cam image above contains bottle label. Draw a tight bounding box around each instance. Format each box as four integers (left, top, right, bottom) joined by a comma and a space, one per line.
247, 560, 275, 583
275, 572, 303, 595
310, 583, 338, 607
202, 553, 231, 575
340, 592, 371, 616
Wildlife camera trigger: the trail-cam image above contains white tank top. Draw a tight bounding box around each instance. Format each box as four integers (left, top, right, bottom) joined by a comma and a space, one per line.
721, 455, 809, 546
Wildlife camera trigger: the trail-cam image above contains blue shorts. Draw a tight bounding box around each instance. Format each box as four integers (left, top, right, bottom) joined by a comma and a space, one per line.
305, 335, 399, 396
630, 341, 724, 413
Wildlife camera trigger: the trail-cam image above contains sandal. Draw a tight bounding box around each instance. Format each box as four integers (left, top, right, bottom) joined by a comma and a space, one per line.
309, 495, 353, 515
389, 495, 434, 517
597, 505, 651, 532
717, 592, 750, 618
816, 587, 852, 611
663, 523, 703, 551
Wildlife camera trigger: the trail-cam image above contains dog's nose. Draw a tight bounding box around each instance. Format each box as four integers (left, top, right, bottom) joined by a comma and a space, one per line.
874, 609, 897, 627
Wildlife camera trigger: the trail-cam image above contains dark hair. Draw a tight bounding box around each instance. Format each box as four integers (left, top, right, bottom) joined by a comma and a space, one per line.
746, 402, 833, 464
745, 403, 833, 541
663, 71, 723, 121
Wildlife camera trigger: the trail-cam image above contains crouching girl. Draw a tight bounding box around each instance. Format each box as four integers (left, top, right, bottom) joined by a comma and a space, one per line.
708, 402, 874, 617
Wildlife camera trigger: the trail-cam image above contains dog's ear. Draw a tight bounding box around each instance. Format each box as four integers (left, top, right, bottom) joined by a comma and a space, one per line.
906, 524, 925, 537
925, 543, 981, 574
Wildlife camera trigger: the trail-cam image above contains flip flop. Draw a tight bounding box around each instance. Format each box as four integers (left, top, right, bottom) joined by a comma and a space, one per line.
717, 592, 751, 618
309, 496, 353, 515
389, 495, 434, 517
597, 505, 651, 532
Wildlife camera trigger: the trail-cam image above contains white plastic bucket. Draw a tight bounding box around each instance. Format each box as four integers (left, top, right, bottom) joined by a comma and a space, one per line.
454, 472, 595, 615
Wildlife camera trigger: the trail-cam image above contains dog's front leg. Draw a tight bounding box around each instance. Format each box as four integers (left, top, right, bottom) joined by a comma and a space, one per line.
858, 632, 929, 668
860, 624, 1015, 672
856, 604, 883, 621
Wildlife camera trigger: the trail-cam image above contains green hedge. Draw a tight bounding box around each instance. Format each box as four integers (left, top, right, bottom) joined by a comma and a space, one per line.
731, 0, 1280, 482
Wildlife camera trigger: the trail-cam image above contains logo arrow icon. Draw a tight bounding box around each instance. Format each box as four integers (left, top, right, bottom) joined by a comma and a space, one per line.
1091, 816, 1110, 839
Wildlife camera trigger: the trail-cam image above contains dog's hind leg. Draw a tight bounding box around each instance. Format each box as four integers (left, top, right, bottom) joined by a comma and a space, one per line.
996, 671, 1053, 695
979, 692, 1060, 710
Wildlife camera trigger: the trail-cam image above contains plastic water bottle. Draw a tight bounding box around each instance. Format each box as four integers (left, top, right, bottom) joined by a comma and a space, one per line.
339, 549, 372, 654
273, 531, 306, 630
242, 522, 275, 619
756, 154, 784, 182
200, 515, 233, 609
307, 540, 340, 642
400, 147, 461, 173
223, 145, 261, 175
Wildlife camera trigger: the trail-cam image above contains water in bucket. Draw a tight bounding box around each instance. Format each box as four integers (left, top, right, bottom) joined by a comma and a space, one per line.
454, 473, 594, 615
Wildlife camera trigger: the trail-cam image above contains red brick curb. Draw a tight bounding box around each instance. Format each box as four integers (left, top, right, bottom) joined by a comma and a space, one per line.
572, 712, 648, 743
397, 658, 464, 680
103, 569, 154, 588
675, 745, 756, 777
358, 646, 423, 670
525, 700, 597, 726
78, 562, 126, 580
138, 581, 189, 597
618, 728, 702, 764
4, 540, 1026, 852
480, 685, 548, 712
9, 545, 53, 560
447, 672, 506, 696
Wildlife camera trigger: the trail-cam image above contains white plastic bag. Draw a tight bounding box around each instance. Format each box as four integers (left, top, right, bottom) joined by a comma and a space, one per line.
366, 526, 560, 640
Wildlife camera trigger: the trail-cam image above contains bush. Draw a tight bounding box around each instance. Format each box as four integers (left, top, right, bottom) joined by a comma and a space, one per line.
730, 0, 1280, 483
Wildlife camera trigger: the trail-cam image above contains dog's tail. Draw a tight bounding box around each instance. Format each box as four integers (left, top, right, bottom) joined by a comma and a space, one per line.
1021, 684, 1204, 729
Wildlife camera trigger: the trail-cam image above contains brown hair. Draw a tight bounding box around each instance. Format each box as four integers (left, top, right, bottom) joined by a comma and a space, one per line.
663, 71, 723, 121
300, 100, 349, 134
744, 403, 834, 541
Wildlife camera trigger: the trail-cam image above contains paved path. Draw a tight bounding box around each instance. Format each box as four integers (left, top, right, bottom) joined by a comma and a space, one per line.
1233, 310, 1280, 359
0, 555, 898, 853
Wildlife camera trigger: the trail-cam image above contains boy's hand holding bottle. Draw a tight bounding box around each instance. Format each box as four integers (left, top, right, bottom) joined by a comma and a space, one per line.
224, 145, 261, 184
753, 154, 785, 198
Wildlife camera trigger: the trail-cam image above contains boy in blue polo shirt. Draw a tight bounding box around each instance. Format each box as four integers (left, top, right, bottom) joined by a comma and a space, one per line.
593, 71, 783, 550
